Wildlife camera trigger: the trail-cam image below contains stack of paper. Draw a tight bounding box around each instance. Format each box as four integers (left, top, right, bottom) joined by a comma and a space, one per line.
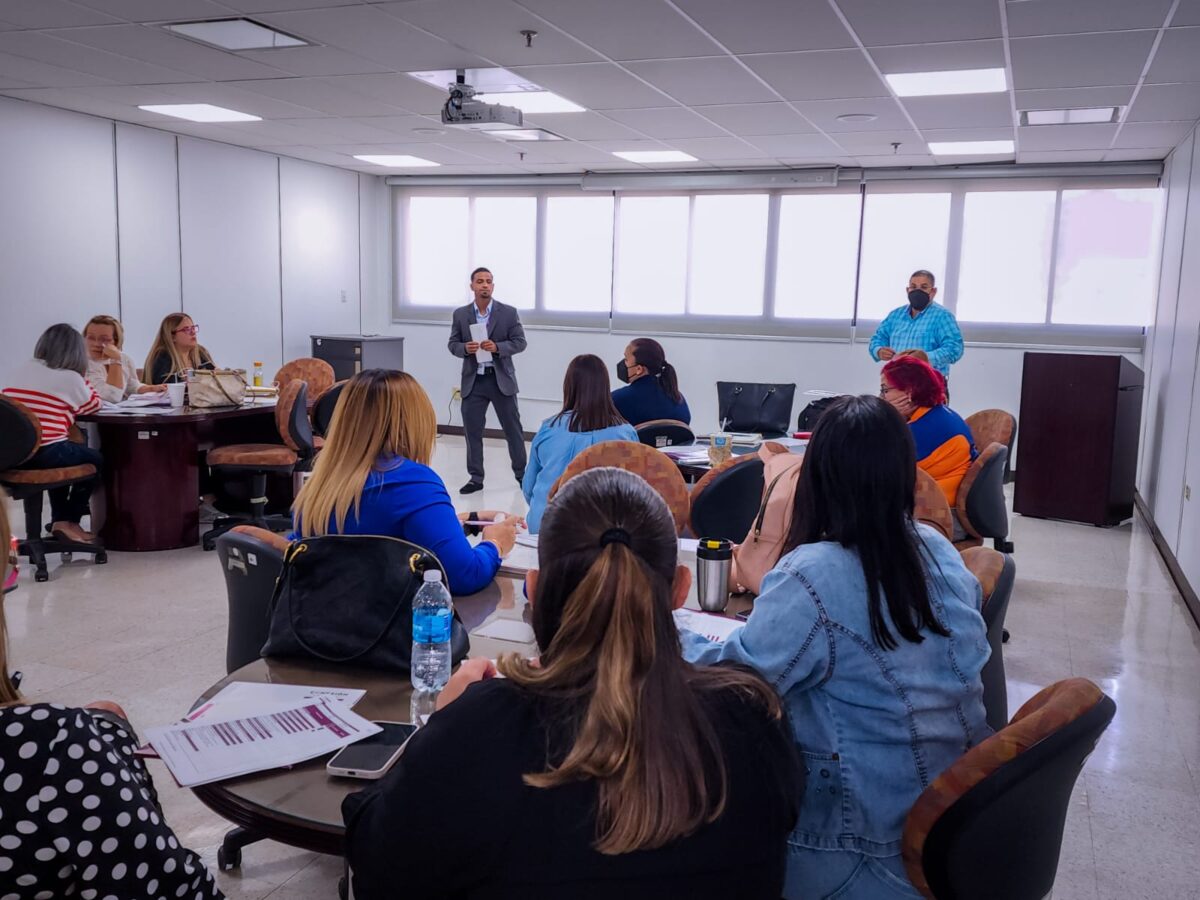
673, 608, 746, 643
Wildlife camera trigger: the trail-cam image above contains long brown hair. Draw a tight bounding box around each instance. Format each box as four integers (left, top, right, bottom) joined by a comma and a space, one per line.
499, 467, 782, 854
292, 369, 437, 536
630, 338, 683, 404
0, 504, 22, 707
143, 313, 210, 381
554, 354, 627, 433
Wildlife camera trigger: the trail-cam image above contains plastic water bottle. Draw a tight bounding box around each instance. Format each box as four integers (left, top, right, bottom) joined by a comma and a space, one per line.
411, 569, 453, 694
253, 361, 264, 387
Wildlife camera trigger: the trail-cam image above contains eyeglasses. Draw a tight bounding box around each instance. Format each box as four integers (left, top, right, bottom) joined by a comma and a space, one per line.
173, 324, 200, 335
879, 385, 899, 397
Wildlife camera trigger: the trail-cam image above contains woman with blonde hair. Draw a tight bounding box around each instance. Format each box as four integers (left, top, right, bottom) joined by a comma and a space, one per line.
143, 312, 215, 385
83, 314, 167, 402
344, 467, 801, 899
291, 368, 517, 595
0, 505, 225, 898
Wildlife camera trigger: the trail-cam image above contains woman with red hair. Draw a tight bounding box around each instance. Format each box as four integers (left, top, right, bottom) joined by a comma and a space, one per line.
880, 356, 977, 511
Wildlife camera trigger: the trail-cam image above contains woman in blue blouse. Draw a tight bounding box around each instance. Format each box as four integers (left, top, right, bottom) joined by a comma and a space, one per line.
291, 369, 518, 595
611, 338, 690, 426
681, 395, 990, 900
523, 354, 638, 532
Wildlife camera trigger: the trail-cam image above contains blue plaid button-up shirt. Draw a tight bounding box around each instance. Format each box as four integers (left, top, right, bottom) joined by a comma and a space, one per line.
868, 302, 964, 377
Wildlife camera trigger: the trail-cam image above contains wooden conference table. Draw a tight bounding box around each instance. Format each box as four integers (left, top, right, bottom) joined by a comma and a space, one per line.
79, 401, 282, 552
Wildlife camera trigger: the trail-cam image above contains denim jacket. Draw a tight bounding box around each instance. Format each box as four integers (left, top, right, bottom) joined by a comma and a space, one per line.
682, 523, 990, 857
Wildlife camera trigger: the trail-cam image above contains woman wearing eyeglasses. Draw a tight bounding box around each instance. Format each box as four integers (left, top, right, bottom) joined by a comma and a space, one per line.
143, 313, 215, 385
83, 314, 168, 403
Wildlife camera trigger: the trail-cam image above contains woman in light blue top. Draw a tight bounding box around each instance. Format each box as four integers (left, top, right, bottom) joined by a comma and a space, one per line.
681, 394, 990, 900
523, 354, 638, 532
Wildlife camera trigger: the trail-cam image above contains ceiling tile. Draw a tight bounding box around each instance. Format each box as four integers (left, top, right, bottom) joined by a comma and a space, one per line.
624, 57, 777, 105
258, 5, 489, 71
603, 106, 727, 138
381, 0, 602, 66
149, 81, 329, 118
1016, 123, 1119, 151
695, 102, 819, 135
1015, 149, 1107, 163
743, 50, 887, 101
1146, 27, 1200, 83
324, 141, 498, 165
0, 0, 119, 28
238, 45, 390, 78
1174, 0, 1200, 25
70, 0, 235, 21
1127, 84, 1200, 123
667, 136, 773, 158
516, 0, 722, 60
1010, 31, 1158, 90
1015, 85, 1136, 112
512, 63, 670, 109
322, 73, 448, 116
1111, 120, 1197, 149
0, 31, 198, 84
1104, 147, 1173, 160
0, 51, 111, 89
830, 129, 924, 154
671, 0, 853, 53
836, 0, 1001, 46
745, 132, 843, 157
792, 96, 912, 132
1007, 0, 1175, 37
214, 0, 361, 11
720, 158, 796, 168
522, 110, 644, 141
226, 77, 411, 117
0, 85, 135, 119
274, 117, 410, 145
920, 125, 1014, 142
868, 39, 1005, 74
585, 138, 669, 152
902, 93, 1013, 130
343, 115, 466, 141
856, 154, 934, 167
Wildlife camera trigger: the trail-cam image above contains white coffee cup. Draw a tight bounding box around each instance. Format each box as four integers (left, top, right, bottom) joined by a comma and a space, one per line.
166, 382, 186, 408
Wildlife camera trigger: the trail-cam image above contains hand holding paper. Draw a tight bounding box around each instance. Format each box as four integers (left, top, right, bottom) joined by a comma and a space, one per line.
469, 323, 492, 363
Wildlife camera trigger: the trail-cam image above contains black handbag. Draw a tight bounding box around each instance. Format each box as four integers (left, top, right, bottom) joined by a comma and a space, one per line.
261, 534, 470, 671
716, 382, 797, 438
797, 396, 840, 432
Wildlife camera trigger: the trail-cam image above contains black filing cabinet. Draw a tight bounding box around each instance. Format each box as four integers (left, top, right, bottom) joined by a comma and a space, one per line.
310, 335, 405, 381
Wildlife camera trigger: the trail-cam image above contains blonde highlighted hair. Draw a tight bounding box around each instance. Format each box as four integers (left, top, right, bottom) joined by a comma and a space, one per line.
0, 504, 22, 707
83, 314, 125, 349
143, 313, 210, 382
292, 369, 437, 537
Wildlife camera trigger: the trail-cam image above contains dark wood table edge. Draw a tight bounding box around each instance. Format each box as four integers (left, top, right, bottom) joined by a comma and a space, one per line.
80, 402, 278, 425
191, 779, 346, 856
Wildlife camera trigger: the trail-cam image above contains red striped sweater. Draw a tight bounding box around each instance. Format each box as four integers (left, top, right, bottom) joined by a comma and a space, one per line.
3, 359, 101, 445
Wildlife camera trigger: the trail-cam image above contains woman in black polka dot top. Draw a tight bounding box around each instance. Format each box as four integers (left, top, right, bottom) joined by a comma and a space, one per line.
0, 509, 224, 900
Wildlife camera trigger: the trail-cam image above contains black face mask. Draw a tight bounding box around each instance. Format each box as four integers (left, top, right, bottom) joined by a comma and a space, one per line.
616, 359, 631, 384
908, 289, 932, 311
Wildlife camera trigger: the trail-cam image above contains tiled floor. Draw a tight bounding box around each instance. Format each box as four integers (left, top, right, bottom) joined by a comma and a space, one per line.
5, 436, 1200, 899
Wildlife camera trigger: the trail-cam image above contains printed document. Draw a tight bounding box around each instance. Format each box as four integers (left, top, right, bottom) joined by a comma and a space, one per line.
469, 323, 492, 363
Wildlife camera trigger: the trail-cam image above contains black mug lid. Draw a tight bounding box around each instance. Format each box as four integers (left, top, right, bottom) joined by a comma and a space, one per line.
696, 537, 733, 560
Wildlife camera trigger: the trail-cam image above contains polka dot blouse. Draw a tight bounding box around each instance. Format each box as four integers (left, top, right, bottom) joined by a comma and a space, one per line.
0, 703, 224, 900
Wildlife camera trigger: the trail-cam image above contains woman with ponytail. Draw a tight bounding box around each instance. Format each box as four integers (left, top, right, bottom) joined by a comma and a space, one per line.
344, 467, 800, 900
612, 337, 691, 426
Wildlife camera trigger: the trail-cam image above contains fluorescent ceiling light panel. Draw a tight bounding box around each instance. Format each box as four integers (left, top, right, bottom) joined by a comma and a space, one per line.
353, 155, 440, 167
1021, 107, 1121, 126
477, 91, 583, 114
612, 150, 698, 163
491, 129, 565, 142
138, 103, 261, 122
164, 18, 307, 50
886, 67, 1007, 97
928, 140, 1015, 155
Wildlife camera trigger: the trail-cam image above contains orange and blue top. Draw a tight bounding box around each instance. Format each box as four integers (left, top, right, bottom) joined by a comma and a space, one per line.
908, 405, 977, 506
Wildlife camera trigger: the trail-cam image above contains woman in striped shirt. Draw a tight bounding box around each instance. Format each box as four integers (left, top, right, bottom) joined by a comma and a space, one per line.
2, 324, 103, 544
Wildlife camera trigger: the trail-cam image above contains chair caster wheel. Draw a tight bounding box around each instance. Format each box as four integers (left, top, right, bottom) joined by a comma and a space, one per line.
217, 846, 241, 871
1002, 628, 1010, 644
35, 570, 49, 583
61, 552, 73, 563
95, 551, 108, 565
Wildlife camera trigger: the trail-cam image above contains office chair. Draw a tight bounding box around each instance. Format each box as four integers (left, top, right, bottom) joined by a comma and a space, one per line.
202, 381, 313, 551
215, 526, 289, 673
273, 357, 335, 399
0, 396, 107, 582
688, 454, 765, 542
549, 440, 691, 534
914, 468, 955, 543
311, 380, 347, 438
902, 678, 1115, 900
961, 547, 1016, 732
635, 419, 695, 448
955, 444, 1013, 553
966, 409, 1017, 484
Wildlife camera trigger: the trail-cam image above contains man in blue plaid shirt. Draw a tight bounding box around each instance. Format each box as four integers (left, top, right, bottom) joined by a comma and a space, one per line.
868, 270, 964, 386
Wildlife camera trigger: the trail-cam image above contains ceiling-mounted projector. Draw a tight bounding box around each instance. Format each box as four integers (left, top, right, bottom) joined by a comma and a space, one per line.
441, 69, 523, 131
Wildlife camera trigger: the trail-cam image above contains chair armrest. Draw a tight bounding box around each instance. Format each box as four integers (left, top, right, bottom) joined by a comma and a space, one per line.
230, 525, 291, 554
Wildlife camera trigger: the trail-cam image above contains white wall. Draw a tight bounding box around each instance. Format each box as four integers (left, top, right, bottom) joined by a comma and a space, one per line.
0, 95, 378, 390
1140, 121, 1200, 593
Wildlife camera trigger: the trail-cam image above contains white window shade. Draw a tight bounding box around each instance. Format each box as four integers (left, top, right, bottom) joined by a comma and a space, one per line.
689, 194, 768, 317
857, 192, 950, 320
614, 196, 689, 316
405, 197, 468, 307
544, 196, 614, 314
775, 193, 861, 320
472, 197, 535, 310
957, 191, 1057, 323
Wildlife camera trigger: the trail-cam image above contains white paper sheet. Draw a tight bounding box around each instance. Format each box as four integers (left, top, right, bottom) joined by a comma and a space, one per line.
473, 618, 536, 643
673, 608, 746, 643
515, 532, 539, 548
469, 322, 492, 363
185, 682, 366, 723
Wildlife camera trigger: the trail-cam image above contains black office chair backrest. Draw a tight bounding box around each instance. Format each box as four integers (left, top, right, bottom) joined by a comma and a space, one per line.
962, 547, 1016, 732
276, 381, 314, 456
215, 529, 287, 673
0, 395, 41, 471
635, 419, 695, 448
960, 444, 1010, 541
311, 380, 347, 438
688, 455, 766, 542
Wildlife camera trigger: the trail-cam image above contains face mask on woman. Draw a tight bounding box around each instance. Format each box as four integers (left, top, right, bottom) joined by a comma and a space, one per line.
616, 359, 631, 384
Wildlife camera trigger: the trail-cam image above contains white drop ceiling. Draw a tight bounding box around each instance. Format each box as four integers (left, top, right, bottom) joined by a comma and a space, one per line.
0, 0, 1197, 175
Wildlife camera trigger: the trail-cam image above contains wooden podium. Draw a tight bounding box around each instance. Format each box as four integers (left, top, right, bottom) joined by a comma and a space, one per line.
1014, 353, 1143, 527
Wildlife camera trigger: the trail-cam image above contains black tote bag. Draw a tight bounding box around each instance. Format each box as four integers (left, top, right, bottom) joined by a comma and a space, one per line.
716, 382, 797, 438
261, 534, 470, 671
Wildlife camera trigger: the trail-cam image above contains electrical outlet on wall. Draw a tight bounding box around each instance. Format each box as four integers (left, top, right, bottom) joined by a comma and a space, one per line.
339, 289, 348, 304
451, 387, 462, 402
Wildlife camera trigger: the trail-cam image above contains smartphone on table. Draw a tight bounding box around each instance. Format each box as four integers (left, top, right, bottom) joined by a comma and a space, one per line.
326, 721, 417, 780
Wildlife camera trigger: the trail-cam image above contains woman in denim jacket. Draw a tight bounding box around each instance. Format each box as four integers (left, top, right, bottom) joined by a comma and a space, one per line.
682, 394, 990, 899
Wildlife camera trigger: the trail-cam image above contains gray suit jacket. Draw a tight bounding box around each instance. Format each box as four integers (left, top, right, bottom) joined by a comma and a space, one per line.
448, 300, 527, 398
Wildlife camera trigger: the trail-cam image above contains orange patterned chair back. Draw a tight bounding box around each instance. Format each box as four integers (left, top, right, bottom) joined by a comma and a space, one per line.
954, 443, 1009, 550
902, 678, 1114, 899
965, 409, 1016, 455
548, 440, 690, 534
273, 357, 335, 398
914, 467, 953, 542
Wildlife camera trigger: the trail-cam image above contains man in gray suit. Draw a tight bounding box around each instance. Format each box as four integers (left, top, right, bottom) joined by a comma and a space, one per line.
448, 267, 528, 493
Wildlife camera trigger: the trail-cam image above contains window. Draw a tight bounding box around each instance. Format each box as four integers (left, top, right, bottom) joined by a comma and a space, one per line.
857, 193, 951, 320
406, 197, 468, 307
957, 191, 1057, 323
472, 197, 535, 310
1051, 188, 1164, 326
775, 194, 861, 319
689, 194, 769, 317
614, 196, 689, 315
544, 196, 614, 313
